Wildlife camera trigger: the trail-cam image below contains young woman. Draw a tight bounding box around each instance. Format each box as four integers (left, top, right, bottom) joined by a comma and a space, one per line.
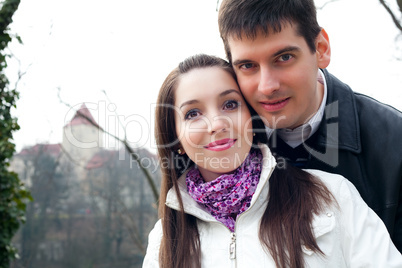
143, 54, 402, 268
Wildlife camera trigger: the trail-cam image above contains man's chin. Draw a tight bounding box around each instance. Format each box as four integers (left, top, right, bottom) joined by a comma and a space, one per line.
259, 114, 292, 130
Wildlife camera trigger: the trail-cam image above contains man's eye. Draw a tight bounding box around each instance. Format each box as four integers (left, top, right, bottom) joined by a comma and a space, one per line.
278, 54, 293, 62
185, 110, 200, 120
223, 100, 239, 110
239, 63, 255, 70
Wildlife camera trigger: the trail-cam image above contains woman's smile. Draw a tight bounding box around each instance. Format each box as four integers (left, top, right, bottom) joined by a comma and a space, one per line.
204, 138, 237, 151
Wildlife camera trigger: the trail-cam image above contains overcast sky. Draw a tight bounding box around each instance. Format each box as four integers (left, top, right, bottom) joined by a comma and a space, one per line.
6, 0, 402, 153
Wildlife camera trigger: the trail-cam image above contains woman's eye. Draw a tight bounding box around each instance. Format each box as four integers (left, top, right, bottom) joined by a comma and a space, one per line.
223, 100, 239, 110
184, 110, 200, 120
278, 54, 293, 62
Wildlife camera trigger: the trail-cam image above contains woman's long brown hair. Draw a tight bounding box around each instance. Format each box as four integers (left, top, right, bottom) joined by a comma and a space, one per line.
154, 54, 335, 268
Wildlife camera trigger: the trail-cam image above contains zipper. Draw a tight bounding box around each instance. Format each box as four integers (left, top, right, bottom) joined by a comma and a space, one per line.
166, 157, 276, 264
228, 165, 275, 263
229, 232, 236, 260
232, 164, 275, 226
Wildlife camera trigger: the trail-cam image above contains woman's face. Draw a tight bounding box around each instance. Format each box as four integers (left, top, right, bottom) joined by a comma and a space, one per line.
174, 67, 253, 182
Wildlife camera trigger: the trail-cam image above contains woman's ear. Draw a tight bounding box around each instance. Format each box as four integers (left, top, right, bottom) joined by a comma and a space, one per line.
316, 28, 331, 69
174, 143, 185, 155
177, 148, 185, 155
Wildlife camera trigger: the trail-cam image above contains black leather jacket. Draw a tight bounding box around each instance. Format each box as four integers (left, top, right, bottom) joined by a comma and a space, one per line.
269, 69, 402, 252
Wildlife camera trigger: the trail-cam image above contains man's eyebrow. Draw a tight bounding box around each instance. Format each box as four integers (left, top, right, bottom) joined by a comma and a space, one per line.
232, 59, 251, 67
272, 46, 300, 57
232, 45, 301, 66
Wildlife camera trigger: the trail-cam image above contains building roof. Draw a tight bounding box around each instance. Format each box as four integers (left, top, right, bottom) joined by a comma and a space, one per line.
86, 150, 117, 169
85, 147, 157, 170
18, 143, 62, 158
64, 103, 101, 129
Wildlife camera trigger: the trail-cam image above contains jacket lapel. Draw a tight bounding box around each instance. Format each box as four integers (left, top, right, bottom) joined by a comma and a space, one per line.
318, 69, 361, 153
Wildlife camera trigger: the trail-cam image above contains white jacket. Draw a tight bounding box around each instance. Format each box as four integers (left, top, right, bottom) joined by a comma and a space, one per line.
143, 144, 402, 267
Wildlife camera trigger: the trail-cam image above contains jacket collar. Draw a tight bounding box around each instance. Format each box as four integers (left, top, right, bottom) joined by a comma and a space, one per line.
318, 69, 361, 153
165, 144, 277, 222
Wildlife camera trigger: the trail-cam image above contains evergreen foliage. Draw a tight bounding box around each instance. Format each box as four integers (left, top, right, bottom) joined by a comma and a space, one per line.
0, 0, 32, 267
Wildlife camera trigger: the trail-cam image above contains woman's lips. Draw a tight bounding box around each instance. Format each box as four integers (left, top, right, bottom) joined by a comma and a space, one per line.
204, 138, 236, 151
260, 97, 290, 112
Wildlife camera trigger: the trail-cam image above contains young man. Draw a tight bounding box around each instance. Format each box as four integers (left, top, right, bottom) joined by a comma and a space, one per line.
218, 0, 402, 252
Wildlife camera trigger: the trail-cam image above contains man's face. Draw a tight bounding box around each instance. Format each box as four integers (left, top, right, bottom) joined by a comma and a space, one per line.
228, 23, 328, 130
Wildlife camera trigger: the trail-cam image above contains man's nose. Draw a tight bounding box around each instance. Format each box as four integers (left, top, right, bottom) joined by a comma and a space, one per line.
258, 67, 280, 95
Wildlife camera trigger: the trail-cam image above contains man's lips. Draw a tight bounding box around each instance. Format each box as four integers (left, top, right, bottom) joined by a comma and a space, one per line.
260, 97, 290, 112
204, 138, 236, 151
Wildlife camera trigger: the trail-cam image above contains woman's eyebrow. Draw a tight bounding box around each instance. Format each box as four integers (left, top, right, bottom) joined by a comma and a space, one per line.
179, 89, 240, 109
180, 99, 199, 109
219, 89, 241, 97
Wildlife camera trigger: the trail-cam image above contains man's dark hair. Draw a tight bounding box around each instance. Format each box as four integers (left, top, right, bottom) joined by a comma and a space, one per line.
218, 0, 321, 62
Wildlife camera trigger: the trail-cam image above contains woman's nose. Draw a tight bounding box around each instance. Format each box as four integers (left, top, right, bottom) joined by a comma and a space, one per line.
208, 115, 230, 134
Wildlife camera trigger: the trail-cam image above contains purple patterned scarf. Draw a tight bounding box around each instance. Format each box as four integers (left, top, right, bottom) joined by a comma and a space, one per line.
186, 148, 262, 232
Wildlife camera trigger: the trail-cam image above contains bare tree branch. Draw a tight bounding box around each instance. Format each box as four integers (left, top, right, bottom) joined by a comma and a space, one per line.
379, 0, 402, 32
316, 0, 340, 10
397, 0, 402, 12
57, 88, 160, 205
102, 90, 127, 140
5, 49, 32, 91
115, 198, 146, 254
91, 191, 147, 255
59, 143, 88, 168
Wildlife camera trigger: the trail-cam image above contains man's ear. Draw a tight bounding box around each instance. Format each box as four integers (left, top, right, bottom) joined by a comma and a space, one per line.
316, 28, 331, 69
